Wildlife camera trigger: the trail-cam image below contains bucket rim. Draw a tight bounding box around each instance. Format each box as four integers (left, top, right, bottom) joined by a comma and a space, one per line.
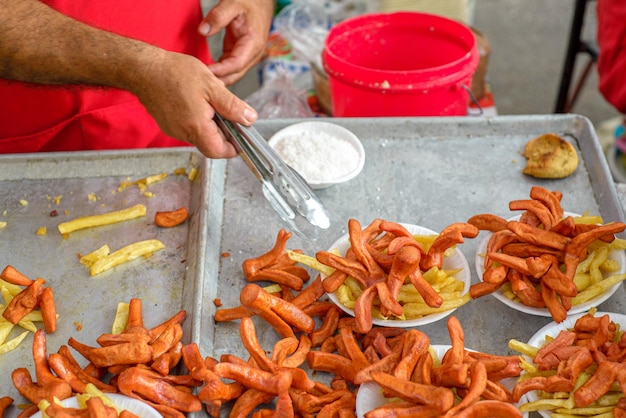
323, 52, 479, 92
322, 11, 479, 91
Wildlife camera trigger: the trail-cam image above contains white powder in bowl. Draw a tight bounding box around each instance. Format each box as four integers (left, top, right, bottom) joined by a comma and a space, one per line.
273, 130, 360, 183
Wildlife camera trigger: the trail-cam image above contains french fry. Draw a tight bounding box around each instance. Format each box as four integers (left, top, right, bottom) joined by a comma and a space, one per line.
0, 330, 28, 354
37, 399, 52, 416
609, 237, 626, 250
571, 273, 626, 305
18, 310, 44, 332
87, 239, 165, 276
78, 383, 123, 413
508, 339, 538, 358
519, 398, 569, 412
600, 258, 620, 273
573, 215, 604, 225
286, 250, 335, 276
397, 289, 461, 304
187, 167, 198, 181
0, 321, 14, 344
111, 302, 129, 334
336, 285, 356, 309
58, 204, 147, 235
343, 277, 363, 300
135, 173, 167, 192
553, 406, 614, 415
0, 280, 23, 297
587, 247, 609, 284
401, 293, 471, 319
262, 284, 283, 294
412, 234, 438, 249
80, 245, 111, 268
573, 273, 591, 293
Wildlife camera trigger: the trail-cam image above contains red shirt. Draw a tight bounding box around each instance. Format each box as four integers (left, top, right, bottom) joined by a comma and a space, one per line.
597, 0, 626, 114
0, 0, 210, 153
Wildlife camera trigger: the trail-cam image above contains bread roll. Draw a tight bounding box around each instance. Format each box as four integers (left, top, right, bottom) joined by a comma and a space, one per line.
522, 133, 579, 179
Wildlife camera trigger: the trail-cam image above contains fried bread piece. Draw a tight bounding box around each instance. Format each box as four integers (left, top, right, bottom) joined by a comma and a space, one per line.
522, 133, 579, 179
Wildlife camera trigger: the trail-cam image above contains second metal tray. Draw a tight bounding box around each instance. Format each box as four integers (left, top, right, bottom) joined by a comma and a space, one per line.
211, 114, 626, 363
0, 147, 224, 417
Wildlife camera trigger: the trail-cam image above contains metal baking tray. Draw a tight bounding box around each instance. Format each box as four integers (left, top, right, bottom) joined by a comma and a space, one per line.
1, 115, 625, 418
210, 114, 626, 417
0, 147, 226, 417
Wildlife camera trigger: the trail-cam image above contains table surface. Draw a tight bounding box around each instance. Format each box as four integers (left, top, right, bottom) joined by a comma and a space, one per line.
0, 115, 624, 418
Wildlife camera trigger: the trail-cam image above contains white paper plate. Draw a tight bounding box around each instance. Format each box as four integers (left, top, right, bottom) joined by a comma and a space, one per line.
268, 121, 365, 189
324, 223, 471, 328
474, 213, 626, 318
30, 394, 161, 418
524, 311, 626, 418
356, 344, 527, 418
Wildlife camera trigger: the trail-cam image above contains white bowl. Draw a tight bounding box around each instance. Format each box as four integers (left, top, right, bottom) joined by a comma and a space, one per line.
268, 121, 365, 189
30, 393, 161, 418
524, 311, 626, 418
474, 213, 626, 318
356, 345, 527, 418
323, 223, 471, 328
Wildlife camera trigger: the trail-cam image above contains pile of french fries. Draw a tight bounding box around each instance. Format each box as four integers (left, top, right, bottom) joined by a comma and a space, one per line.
469, 186, 626, 323
79, 239, 166, 277
56, 203, 170, 276
287, 218, 476, 333
509, 309, 626, 417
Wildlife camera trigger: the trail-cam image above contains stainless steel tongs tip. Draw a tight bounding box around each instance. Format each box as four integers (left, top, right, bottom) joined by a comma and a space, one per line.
214, 113, 331, 240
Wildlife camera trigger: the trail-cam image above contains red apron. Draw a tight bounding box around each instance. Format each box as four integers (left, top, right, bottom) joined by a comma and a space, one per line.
0, 0, 211, 153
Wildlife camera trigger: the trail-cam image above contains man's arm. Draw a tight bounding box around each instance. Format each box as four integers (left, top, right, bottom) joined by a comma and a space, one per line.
0, 0, 259, 158
0, 0, 155, 88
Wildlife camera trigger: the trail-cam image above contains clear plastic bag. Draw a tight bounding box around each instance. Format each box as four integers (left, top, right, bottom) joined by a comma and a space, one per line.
245, 66, 314, 119
273, 0, 377, 67
272, 1, 331, 70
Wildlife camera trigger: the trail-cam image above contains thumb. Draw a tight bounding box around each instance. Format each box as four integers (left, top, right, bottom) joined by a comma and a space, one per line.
198, 1, 240, 37
212, 87, 259, 126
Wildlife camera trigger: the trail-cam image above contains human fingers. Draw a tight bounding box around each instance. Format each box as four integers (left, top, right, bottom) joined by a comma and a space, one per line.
207, 41, 262, 86
201, 0, 273, 84
199, 0, 273, 40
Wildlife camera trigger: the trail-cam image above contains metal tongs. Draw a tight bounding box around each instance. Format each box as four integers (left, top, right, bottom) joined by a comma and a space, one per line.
214, 113, 331, 240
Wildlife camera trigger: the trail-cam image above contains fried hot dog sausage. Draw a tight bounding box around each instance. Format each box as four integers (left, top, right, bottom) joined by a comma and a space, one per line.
451, 400, 523, 418
240, 284, 314, 335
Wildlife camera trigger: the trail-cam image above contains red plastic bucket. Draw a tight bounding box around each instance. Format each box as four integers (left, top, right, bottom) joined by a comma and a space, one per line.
322, 12, 479, 117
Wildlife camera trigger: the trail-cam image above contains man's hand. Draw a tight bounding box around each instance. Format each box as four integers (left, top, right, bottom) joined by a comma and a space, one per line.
199, 0, 275, 85
132, 49, 258, 159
